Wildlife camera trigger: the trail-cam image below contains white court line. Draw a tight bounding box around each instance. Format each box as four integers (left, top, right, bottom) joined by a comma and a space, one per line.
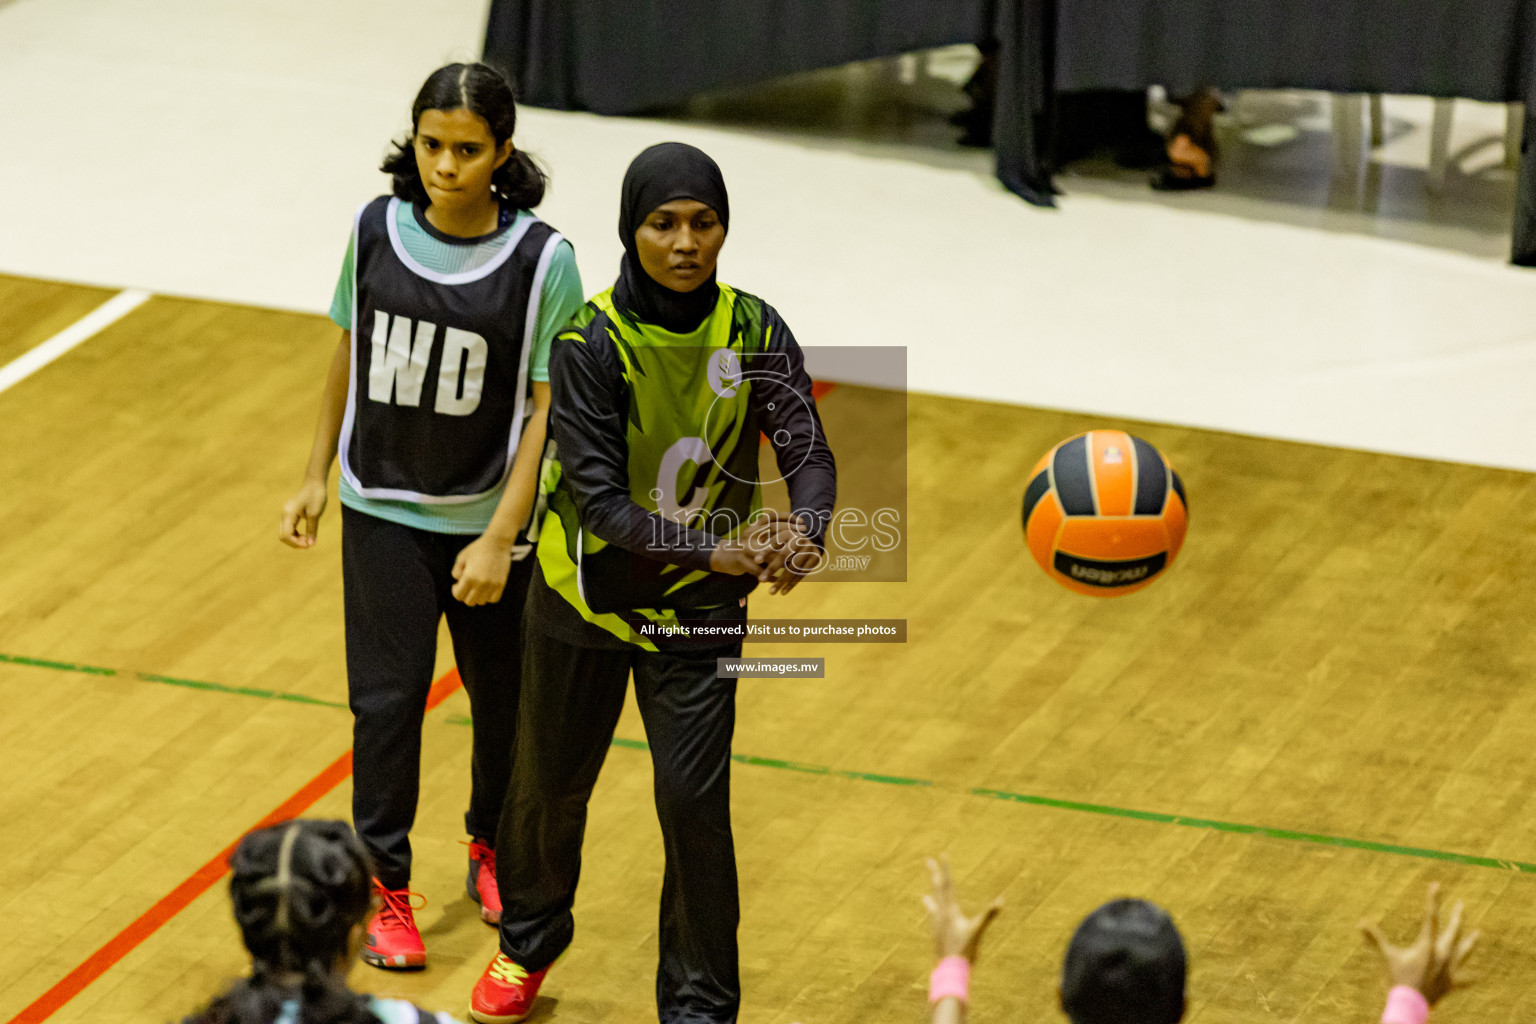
0, 288, 152, 396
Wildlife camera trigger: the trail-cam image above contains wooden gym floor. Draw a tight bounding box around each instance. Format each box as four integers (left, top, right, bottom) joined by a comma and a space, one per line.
2, 271, 1535, 1024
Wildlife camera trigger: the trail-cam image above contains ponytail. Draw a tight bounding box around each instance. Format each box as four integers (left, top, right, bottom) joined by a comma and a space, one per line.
382, 61, 547, 210
181, 965, 376, 1024
294, 956, 375, 1024
494, 148, 547, 210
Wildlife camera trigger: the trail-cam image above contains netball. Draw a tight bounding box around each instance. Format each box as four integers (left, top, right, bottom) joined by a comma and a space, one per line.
1022, 430, 1188, 597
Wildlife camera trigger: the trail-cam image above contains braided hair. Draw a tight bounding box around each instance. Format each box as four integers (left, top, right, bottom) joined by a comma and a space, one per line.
181, 820, 382, 1024
381, 62, 547, 209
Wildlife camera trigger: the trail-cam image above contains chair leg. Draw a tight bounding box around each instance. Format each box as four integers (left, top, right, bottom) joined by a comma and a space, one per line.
1332, 93, 1365, 175
1427, 97, 1454, 192
1368, 94, 1385, 148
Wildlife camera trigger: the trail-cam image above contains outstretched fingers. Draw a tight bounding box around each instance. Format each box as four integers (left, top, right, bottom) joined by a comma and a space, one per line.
1453, 929, 1480, 971
1419, 882, 1442, 947
1435, 899, 1465, 962
1360, 919, 1390, 955
927, 856, 953, 910
1448, 926, 1480, 992
974, 897, 1004, 938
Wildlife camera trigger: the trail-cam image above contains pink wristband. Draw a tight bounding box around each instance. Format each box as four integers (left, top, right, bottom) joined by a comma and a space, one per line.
928, 955, 970, 1004
1381, 986, 1429, 1024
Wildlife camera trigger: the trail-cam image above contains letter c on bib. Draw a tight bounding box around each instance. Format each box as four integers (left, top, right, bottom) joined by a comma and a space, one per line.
655, 437, 711, 522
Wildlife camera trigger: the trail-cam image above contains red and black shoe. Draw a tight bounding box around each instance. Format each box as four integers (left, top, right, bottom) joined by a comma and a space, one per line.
470, 952, 548, 1024
466, 838, 502, 925
362, 880, 427, 970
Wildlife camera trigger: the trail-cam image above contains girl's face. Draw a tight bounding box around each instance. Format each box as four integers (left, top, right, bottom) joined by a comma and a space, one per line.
413, 107, 511, 210
634, 200, 725, 293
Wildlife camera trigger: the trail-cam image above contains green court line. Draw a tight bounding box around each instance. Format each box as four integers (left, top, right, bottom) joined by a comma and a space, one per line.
971, 788, 1536, 874
731, 752, 931, 787
488, 722, 1536, 876
1, 651, 350, 710
0, 652, 117, 676
134, 672, 349, 709
12, 650, 1534, 875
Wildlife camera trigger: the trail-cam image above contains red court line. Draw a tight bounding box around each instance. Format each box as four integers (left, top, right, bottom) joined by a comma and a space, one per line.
6, 669, 463, 1024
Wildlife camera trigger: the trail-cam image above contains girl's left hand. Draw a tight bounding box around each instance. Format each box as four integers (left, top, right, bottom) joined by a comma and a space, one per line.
767, 534, 822, 595
744, 512, 821, 594
452, 534, 515, 606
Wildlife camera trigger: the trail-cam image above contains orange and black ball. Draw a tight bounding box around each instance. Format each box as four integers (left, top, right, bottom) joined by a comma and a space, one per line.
1022, 431, 1188, 597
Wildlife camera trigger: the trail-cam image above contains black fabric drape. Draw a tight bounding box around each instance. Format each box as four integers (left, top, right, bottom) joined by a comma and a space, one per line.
486, 0, 990, 115
1516, 112, 1536, 266
1055, 0, 1534, 100
991, 0, 1057, 203
485, 0, 1536, 263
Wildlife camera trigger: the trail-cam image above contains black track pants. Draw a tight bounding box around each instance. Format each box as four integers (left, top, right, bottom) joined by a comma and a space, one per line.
342, 505, 533, 890
496, 621, 742, 1024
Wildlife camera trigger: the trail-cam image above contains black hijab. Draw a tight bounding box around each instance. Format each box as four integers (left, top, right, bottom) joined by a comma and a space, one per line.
613, 142, 730, 333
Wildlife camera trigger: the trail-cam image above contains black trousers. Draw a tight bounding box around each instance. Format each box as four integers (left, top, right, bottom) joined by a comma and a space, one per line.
496, 621, 742, 1024
342, 505, 533, 890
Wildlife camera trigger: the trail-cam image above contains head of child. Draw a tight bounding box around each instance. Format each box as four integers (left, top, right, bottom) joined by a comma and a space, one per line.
1060, 899, 1186, 1024
383, 62, 546, 215
183, 819, 377, 1024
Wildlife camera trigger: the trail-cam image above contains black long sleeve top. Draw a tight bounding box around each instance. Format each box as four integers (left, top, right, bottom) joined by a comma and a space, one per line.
548, 300, 837, 577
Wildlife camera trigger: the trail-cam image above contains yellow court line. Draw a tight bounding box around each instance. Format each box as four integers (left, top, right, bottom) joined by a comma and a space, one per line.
0, 289, 152, 395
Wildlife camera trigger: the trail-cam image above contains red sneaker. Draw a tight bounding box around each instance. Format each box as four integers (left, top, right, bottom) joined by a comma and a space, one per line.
362, 881, 426, 970
469, 952, 548, 1024
465, 839, 501, 925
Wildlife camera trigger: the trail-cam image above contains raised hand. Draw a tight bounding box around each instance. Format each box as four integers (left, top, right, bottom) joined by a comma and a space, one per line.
922, 855, 1003, 963
1361, 882, 1479, 1006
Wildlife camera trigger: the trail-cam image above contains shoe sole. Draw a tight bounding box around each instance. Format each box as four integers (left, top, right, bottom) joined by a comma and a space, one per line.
361, 950, 427, 970
467, 1004, 531, 1024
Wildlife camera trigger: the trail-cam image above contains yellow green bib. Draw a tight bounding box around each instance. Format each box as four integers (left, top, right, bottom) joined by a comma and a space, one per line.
535, 284, 771, 646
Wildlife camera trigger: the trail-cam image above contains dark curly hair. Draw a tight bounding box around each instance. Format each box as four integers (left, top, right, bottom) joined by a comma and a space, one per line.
381, 62, 547, 209
180, 820, 382, 1024
1060, 899, 1186, 1024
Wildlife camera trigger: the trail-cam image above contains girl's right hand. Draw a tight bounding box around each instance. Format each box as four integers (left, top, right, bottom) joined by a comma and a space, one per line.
709, 537, 768, 578
280, 479, 329, 548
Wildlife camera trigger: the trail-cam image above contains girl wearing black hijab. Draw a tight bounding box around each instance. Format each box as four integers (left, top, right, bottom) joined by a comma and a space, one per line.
470, 143, 837, 1024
